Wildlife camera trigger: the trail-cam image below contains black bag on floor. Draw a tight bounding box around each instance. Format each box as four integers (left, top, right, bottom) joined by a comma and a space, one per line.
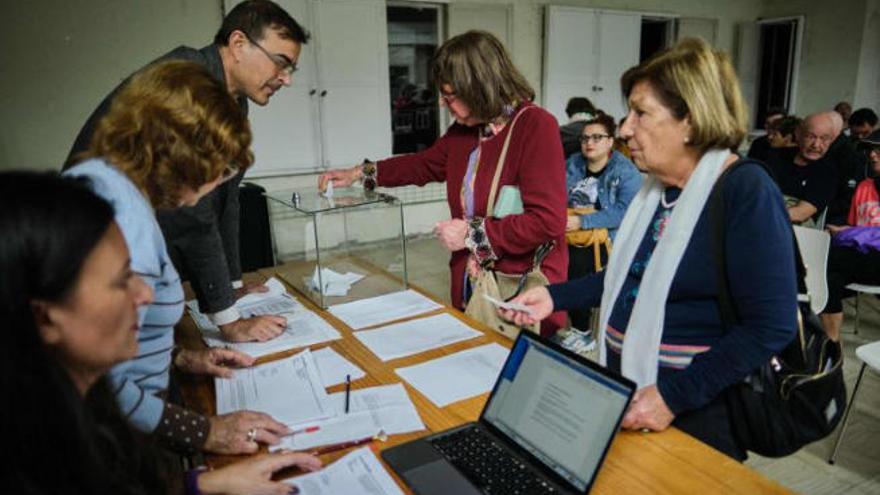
709, 160, 847, 457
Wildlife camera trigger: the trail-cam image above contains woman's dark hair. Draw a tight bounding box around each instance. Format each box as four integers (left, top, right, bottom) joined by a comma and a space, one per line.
0, 171, 167, 494
432, 30, 535, 122
771, 116, 802, 140
582, 111, 617, 137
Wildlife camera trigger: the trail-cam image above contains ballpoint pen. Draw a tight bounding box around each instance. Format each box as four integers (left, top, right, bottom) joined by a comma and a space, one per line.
281, 425, 321, 438
344, 374, 351, 414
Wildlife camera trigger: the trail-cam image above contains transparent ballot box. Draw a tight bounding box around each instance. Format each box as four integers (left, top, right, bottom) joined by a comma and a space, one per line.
264, 187, 408, 309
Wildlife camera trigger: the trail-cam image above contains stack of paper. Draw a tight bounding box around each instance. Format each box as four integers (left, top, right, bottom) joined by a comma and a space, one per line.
306, 267, 365, 297
328, 289, 442, 330
353, 313, 482, 361
188, 278, 342, 358
272, 383, 425, 452
215, 349, 335, 426
396, 343, 510, 407
286, 447, 403, 495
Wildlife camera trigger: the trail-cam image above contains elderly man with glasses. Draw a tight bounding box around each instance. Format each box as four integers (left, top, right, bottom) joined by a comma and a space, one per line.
61, 0, 309, 454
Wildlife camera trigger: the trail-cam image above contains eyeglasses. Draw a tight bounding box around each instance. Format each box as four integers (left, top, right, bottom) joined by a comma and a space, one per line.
579, 134, 611, 143
440, 92, 458, 104
219, 164, 240, 184
244, 32, 298, 75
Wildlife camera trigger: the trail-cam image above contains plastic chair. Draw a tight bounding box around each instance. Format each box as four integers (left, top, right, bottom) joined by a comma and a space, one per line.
844, 283, 880, 335
793, 225, 831, 314
828, 340, 880, 464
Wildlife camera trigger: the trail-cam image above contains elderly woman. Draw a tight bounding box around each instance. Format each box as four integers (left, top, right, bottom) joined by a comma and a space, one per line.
65, 60, 290, 455
501, 38, 797, 460
0, 172, 321, 494
563, 112, 641, 342
822, 130, 880, 341
319, 30, 568, 334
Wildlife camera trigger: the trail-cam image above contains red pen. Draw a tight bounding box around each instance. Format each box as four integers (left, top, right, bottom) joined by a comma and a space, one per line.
309, 430, 387, 456
283, 425, 321, 437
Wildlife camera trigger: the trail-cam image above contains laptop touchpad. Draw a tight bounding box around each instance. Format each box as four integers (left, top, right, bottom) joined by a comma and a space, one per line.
405, 460, 483, 495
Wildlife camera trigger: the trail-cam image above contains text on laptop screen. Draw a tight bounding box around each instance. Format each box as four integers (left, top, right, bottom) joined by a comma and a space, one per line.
483, 337, 631, 492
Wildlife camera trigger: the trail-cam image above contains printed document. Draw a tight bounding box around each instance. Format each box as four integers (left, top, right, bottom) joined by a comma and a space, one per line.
215, 349, 335, 426
272, 384, 425, 451
286, 447, 403, 495
396, 343, 510, 407
353, 313, 481, 361
328, 289, 442, 330
312, 346, 366, 387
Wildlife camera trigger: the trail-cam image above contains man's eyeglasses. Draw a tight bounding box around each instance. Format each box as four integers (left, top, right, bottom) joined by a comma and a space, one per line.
579, 134, 611, 143
440, 92, 458, 104
244, 32, 297, 75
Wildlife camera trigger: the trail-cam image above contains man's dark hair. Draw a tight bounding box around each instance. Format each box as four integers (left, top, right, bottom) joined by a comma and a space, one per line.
215, 0, 310, 46
771, 115, 801, 139
766, 106, 787, 119
849, 108, 879, 127
565, 97, 596, 118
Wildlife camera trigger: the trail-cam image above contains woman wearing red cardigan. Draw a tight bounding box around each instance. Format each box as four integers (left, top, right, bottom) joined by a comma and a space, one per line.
320, 31, 568, 334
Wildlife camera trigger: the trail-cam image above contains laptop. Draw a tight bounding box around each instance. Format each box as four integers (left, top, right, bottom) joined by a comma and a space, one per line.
382, 331, 636, 495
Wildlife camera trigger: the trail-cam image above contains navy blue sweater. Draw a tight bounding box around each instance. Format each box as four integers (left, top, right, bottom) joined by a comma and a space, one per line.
548, 161, 798, 414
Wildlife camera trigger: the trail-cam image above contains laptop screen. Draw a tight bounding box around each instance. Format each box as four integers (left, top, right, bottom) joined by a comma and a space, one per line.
482, 334, 633, 492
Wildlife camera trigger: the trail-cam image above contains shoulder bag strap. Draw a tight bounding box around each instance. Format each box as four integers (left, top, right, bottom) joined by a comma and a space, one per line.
486, 106, 531, 218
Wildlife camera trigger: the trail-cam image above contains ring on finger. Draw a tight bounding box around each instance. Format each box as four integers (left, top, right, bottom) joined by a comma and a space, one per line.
247, 427, 258, 442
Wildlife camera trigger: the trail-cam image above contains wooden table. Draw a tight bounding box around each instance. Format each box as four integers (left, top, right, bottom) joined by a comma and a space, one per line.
176, 261, 793, 494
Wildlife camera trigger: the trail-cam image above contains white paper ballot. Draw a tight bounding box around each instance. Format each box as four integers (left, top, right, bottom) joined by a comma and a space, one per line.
312, 347, 366, 387
482, 293, 535, 316
353, 313, 481, 361
215, 349, 335, 426
396, 343, 510, 407
306, 267, 365, 297
273, 384, 425, 452
198, 309, 342, 359
328, 289, 442, 330
286, 447, 403, 495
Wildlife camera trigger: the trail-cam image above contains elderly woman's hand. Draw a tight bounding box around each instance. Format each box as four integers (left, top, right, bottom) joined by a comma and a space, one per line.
566, 215, 581, 232
621, 385, 675, 432
497, 286, 554, 326
434, 218, 468, 251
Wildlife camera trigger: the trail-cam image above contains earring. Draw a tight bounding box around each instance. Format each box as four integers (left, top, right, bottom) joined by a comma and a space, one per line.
684, 136, 690, 144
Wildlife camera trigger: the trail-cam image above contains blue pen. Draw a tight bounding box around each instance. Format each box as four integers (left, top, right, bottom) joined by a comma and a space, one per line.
344, 374, 351, 414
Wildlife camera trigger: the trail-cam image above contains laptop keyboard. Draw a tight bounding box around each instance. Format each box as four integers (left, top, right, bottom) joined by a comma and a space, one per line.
430, 426, 558, 495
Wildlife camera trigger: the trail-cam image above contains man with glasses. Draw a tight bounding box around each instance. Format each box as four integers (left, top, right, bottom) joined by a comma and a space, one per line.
766, 112, 838, 224
65, 2, 307, 350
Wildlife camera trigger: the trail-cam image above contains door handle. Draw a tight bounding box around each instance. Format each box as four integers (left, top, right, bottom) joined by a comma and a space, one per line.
320, 90, 328, 97
309, 89, 317, 95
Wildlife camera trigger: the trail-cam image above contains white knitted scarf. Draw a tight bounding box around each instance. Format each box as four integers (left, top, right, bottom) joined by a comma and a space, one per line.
598, 148, 731, 388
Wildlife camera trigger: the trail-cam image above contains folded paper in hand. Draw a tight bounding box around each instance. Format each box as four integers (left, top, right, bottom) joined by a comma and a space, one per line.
482, 293, 534, 316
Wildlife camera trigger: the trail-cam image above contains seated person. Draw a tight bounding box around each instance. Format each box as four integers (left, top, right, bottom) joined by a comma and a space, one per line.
65, 61, 289, 455
849, 107, 878, 141
821, 130, 880, 341
747, 107, 786, 162
766, 112, 838, 224
767, 115, 800, 149
559, 96, 597, 157
563, 112, 641, 343
0, 171, 321, 494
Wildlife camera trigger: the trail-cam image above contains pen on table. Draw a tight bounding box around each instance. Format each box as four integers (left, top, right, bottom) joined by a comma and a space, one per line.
309, 431, 387, 456
344, 374, 351, 414
282, 425, 321, 438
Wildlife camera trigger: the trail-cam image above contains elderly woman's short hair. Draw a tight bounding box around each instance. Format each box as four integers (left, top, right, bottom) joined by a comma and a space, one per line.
621, 37, 748, 152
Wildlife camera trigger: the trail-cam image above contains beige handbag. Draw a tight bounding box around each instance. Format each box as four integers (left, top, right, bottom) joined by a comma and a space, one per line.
464, 108, 553, 339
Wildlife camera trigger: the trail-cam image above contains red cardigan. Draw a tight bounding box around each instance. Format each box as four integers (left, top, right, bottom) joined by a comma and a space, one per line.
377, 102, 569, 334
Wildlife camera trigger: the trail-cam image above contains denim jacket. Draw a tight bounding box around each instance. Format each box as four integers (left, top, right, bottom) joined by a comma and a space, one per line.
565, 150, 642, 239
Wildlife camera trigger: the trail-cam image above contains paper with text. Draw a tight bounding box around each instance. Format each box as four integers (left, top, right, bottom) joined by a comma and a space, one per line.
286, 447, 403, 495
312, 346, 366, 387
215, 349, 335, 426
